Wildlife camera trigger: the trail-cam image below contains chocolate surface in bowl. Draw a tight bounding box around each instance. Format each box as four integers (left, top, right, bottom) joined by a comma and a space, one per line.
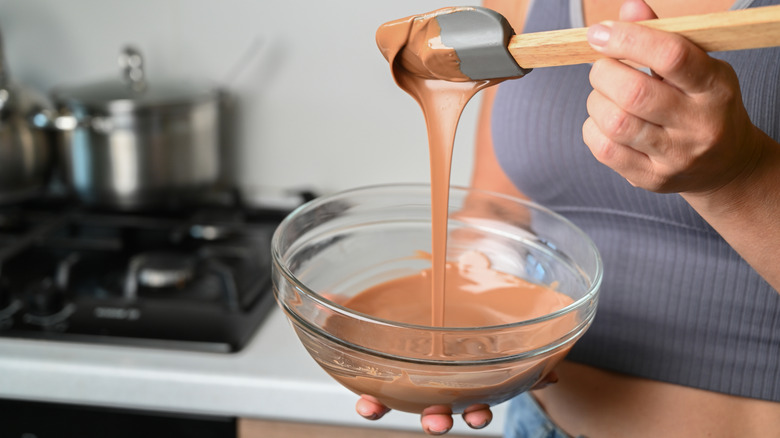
271, 184, 602, 413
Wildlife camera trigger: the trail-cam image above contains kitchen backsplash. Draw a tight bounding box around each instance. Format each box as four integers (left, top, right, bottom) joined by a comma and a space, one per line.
0, 0, 480, 195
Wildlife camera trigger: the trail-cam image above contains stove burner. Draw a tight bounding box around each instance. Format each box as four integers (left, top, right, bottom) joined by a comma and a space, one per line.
189, 224, 234, 241
0, 192, 294, 353
131, 252, 196, 291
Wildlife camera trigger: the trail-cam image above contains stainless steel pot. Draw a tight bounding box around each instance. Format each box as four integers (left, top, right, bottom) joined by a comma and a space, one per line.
37, 46, 223, 210
0, 31, 53, 204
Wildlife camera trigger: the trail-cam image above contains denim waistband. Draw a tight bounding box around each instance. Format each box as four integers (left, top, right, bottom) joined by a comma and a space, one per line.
503, 392, 586, 438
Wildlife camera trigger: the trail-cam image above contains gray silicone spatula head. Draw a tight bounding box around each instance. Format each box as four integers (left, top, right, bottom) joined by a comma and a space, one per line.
435, 6, 530, 80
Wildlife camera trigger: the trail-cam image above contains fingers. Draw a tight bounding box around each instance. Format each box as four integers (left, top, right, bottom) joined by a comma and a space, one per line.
358, 396, 493, 435
356, 395, 390, 421
582, 117, 652, 188
421, 405, 454, 435
420, 404, 494, 435
462, 404, 493, 430
585, 82, 667, 154
587, 20, 718, 94
584, 58, 676, 188
582, 2, 754, 194
588, 58, 686, 127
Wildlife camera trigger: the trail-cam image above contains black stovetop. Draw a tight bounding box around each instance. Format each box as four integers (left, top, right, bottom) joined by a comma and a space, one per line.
0, 193, 300, 353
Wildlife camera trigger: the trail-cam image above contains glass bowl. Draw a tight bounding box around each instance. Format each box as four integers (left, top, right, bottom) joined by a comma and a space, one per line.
271, 184, 602, 414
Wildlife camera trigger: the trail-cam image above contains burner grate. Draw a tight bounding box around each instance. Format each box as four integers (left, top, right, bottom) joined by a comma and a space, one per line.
0, 197, 290, 353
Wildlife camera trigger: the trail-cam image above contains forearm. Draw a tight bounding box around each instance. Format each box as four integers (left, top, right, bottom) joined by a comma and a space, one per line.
682, 128, 780, 293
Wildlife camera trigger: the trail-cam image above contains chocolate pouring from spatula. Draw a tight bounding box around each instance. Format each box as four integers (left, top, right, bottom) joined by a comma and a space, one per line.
393, 5, 780, 81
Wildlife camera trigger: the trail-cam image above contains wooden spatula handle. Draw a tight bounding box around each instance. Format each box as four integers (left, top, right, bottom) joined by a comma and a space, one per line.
509, 5, 780, 69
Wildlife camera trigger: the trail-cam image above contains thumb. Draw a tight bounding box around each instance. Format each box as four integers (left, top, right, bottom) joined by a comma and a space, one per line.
619, 0, 658, 21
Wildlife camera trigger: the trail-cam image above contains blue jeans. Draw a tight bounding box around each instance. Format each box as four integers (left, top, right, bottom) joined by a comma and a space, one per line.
503, 393, 586, 438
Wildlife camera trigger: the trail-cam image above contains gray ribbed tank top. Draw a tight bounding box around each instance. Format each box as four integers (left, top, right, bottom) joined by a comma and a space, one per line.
492, 0, 780, 401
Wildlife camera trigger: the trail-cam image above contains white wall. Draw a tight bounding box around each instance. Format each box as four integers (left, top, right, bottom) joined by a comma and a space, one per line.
0, 0, 480, 196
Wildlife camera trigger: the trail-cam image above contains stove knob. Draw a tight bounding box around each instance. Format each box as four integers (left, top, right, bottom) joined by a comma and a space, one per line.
25, 278, 66, 317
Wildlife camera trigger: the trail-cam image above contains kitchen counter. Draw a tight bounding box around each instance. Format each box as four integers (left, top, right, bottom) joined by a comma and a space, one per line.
0, 306, 506, 436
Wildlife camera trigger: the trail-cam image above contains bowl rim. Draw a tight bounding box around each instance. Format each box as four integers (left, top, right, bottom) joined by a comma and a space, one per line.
271, 183, 603, 333
282, 300, 596, 366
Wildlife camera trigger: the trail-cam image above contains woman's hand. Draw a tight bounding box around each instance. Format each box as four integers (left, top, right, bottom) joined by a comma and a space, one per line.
354, 372, 558, 435
582, 0, 762, 195
583, 0, 780, 292
357, 396, 492, 435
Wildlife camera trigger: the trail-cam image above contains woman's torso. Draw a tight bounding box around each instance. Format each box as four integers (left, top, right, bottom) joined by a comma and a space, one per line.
491, 0, 780, 435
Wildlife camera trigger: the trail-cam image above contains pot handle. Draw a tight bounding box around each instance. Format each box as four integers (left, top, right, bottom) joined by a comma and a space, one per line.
119, 46, 146, 93
29, 46, 146, 131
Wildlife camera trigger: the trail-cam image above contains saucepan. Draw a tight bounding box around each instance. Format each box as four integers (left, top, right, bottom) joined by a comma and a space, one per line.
34, 46, 225, 210
0, 29, 53, 204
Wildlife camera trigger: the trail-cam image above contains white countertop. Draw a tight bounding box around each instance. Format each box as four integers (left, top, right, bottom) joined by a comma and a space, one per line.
0, 306, 506, 436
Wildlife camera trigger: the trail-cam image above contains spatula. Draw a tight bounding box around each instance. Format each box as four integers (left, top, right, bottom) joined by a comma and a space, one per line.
428, 5, 780, 80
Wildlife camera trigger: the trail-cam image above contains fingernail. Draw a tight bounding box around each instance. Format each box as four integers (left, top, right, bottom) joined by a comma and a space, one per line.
359, 411, 379, 420
357, 406, 379, 420
425, 427, 450, 436
462, 412, 492, 429
587, 22, 613, 48
467, 418, 491, 429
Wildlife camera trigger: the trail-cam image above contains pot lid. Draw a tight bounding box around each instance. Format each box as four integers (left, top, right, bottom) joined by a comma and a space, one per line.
51, 46, 219, 112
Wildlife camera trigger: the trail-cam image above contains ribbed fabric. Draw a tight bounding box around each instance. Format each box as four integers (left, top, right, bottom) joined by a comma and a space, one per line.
492, 0, 780, 401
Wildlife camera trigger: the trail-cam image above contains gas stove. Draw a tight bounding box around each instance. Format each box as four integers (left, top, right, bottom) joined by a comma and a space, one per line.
0, 191, 304, 353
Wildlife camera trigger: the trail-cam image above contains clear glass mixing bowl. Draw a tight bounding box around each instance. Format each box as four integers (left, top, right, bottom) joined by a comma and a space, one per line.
271, 184, 602, 413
